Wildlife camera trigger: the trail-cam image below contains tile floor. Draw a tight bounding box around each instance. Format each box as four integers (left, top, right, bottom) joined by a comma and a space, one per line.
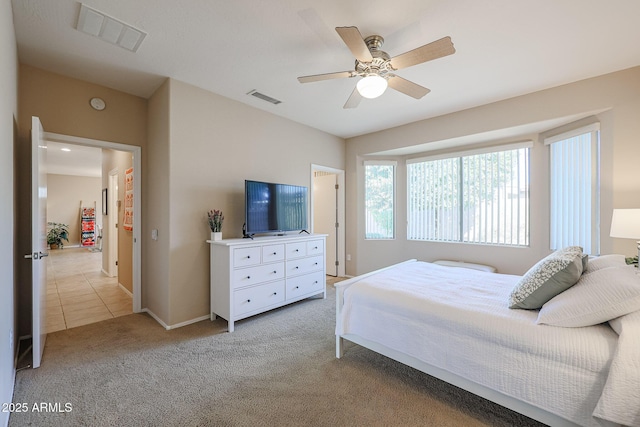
45, 247, 133, 332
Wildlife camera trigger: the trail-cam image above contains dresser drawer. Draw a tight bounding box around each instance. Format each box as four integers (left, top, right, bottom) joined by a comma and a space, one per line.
234, 281, 285, 316
286, 271, 324, 299
232, 262, 285, 289
286, 255, 324, 276
286, 242, 307, 259
262, 244, 285, 263
306, 239, 324, 256
233, 247, 261, 267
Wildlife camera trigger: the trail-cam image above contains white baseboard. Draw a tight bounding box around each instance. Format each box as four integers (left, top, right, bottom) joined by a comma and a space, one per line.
118, 283, 133, 297
141, 308, 210, 331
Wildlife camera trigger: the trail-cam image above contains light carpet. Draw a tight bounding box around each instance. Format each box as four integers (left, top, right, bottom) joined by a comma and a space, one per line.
10, 281, 545, 426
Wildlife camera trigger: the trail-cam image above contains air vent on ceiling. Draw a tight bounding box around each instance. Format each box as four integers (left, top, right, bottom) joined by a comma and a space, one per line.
76, 3, 146, 52
247, 90, 282, 105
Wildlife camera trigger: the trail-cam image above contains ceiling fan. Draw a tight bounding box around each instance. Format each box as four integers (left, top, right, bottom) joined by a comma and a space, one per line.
297, 26, 455, 109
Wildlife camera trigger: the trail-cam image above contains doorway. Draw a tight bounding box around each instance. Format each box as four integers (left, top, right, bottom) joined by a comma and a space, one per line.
44, 132, 142, 313
311, 165, 345, 277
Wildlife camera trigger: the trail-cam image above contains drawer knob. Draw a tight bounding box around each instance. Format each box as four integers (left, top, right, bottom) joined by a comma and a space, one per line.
273, 270, 277, 274
247, 255, 251, 259
294, 266, 299, 269
295, 286, 299, 289
314, 281, 318, 284
246, 276, 251, 279
314, 246, 318, 249
295, 249, 299, 252
247, 299, 251, 303
273, 292, 277, 295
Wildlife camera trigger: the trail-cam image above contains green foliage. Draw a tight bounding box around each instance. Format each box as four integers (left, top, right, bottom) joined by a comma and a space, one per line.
365, 164, 394, 239
47, 222, 69, 248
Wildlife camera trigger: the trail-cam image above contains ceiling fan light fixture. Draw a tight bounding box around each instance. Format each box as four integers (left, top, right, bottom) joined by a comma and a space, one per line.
356, 74, 387, 99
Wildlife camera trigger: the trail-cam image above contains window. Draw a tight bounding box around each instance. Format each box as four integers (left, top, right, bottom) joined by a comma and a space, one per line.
364, 161, 396, 239
546, 123, 600, 255
407, 143, 530, 246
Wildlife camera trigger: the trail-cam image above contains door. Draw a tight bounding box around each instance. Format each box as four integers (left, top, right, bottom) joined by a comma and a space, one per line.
108, 170, 118, 277
28, 117, 48, 368
313, 173, 338, 276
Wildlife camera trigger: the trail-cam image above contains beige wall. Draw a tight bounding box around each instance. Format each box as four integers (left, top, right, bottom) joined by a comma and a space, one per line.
0, 2, 17, 424
17, 65, 147, 335
152, 78, 345, 326
47, 174, 102, 246
345, 66, 640, 276
144, 79, 171, 322
102, 149, 134, 292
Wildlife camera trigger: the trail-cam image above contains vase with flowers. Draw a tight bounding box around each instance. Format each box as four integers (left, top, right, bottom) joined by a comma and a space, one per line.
207, 209, 224, 241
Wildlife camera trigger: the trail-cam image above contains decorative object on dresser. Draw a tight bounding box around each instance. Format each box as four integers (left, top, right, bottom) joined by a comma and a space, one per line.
208, 234, 327, 332
207, 209, 224, 241
610, 208, 640, 266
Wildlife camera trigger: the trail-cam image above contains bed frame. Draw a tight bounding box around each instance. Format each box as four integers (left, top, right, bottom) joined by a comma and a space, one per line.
335, 260, 586, 427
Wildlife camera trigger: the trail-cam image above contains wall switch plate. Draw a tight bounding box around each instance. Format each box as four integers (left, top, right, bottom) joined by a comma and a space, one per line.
151, 229, 158, 240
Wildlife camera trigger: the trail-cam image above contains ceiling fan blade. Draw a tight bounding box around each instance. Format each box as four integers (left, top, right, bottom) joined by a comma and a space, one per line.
387, 75, 431, 99
343, 87, 362, 109
297, 71, 354, 84
389, 36, 455, 70
335, 26, 373, 62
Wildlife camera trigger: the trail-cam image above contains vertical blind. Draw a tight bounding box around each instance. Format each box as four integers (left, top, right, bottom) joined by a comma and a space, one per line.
364, 161, 396, 239
546, 124, 600, 255
407, 143, 530, 246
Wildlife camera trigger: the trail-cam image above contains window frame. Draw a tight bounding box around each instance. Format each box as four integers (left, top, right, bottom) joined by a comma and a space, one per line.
363, 160, 397, 240
545, 122, 600, 255
406, 141, 532, 246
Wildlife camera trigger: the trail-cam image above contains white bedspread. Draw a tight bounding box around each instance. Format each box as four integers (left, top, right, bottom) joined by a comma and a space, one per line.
337, 261, 633, 427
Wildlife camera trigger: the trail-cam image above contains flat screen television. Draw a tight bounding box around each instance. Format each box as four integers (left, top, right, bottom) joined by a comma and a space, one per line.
244, 180, 308, 237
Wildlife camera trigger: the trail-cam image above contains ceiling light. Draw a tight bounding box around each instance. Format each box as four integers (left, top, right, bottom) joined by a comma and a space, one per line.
76, 3, 146, 52
61, 148, 71, 152
356, 74, 388, 99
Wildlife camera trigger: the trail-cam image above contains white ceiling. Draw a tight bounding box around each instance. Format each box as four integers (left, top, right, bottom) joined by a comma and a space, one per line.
11, 0, 640, 140
45, 141, 102, 177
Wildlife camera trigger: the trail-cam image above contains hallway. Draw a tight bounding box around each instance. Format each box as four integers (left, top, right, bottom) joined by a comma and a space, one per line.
45, 247, 132, 332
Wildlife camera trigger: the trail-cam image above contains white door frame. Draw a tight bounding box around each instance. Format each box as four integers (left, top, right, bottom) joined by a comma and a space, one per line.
311, 164, 345, 277
107, 169, 119, 277
43, 132, 142, 313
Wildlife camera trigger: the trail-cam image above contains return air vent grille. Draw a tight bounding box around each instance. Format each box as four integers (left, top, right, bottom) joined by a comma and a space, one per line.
247, 90, 282, 105
77, 3, 146, 52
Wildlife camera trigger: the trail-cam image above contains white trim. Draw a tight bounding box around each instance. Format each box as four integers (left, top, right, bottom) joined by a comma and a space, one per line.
43, 131, 142, 314
544, 122, 600, 145
118, 282, 133, 297
141, 309, 210, 330
408, 140, 533, 164
363, 159, 397, 166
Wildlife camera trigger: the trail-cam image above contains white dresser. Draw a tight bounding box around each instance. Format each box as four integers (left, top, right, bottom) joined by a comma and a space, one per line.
208, 234, 327, 332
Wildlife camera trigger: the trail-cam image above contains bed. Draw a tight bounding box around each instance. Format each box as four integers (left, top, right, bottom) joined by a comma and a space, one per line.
335, 257, 640, 427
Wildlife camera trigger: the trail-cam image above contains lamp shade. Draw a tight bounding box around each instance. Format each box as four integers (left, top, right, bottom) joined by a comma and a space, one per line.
610, 209, 640, 239
356, 74, 388, 99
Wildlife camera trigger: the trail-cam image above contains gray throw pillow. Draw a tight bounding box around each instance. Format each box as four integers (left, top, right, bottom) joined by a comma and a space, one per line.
509, 246, 584, 309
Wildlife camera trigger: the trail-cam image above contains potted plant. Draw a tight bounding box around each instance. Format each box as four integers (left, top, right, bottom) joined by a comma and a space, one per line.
47, 222, 69, 249
207, 210, 224, 241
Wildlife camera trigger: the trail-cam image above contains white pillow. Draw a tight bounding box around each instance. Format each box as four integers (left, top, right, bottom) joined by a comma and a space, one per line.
585, 254, 626, 273
537, 266, 640, 327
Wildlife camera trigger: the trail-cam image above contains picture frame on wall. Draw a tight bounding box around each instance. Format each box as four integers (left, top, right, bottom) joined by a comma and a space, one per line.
102, 188, 108, 215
